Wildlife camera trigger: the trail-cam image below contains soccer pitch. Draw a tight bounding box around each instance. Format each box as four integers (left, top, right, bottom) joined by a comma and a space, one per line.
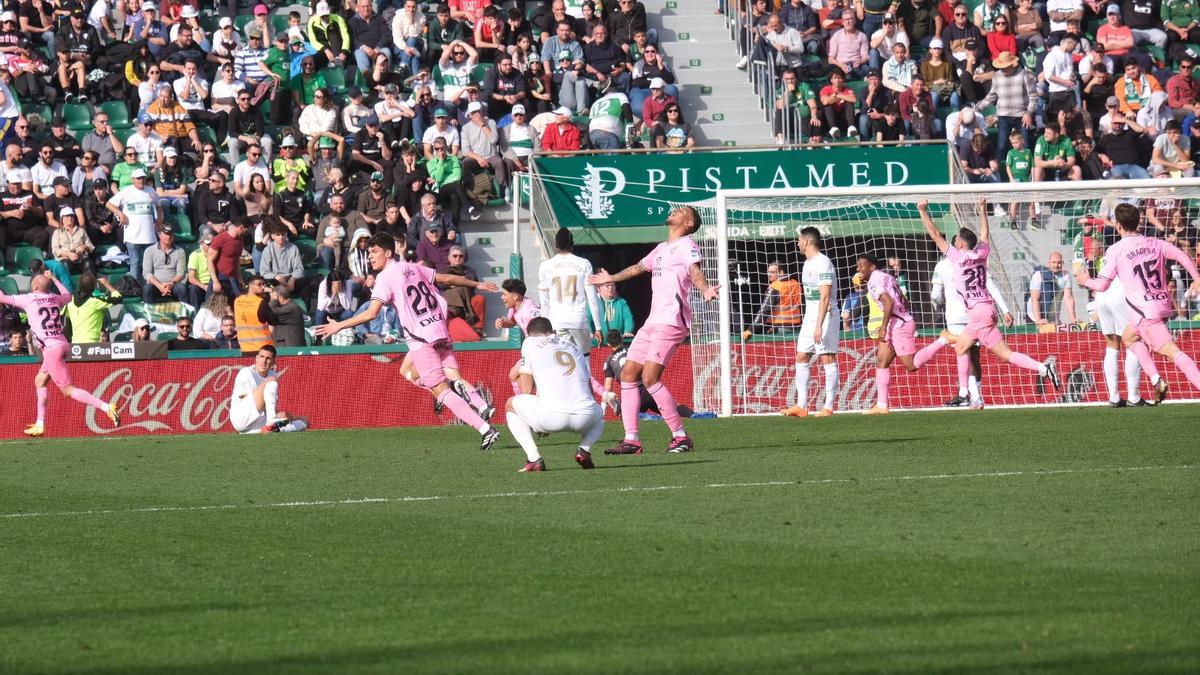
1, 407, 1197, 674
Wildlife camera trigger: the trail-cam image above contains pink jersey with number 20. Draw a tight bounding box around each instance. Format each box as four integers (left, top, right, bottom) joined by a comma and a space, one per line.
944, 241, 994, 311
639, 236, 702, 330
370, 259, 450, 348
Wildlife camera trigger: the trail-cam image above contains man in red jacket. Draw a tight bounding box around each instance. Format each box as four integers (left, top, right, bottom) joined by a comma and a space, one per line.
541, 106, 581, 155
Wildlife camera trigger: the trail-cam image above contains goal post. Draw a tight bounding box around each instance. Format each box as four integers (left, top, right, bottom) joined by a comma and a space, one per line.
686, 179, 1200, 417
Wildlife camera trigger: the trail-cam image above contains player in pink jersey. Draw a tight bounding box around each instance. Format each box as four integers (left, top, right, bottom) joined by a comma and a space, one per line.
1076, 201, 1200, 399
587, 206, 719, 455
315, 233, 504, 450
495, 278, 542, 396
857, 254, 951, 414
919, 197, 1061, 409
0, 271, 120, 437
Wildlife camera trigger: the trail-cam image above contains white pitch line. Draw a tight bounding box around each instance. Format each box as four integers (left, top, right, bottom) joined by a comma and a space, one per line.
0, 464, 1193, 521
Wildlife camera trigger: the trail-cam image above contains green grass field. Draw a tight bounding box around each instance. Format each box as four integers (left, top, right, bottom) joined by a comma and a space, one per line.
1, 406, 1198, 674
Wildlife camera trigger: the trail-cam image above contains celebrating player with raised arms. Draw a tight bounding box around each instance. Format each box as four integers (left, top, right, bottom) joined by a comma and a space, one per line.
919, 197, 1061, 407
1, 271, 121, 436
315, 233, 503, 450
930, 235, 1014, 407
539, 227, 605, 398
1076, 201, 1200, 398
781, 227, 840, 418
495, 278, 542, 395
507, 317, 607, 472
587, 206, 719, 454
857, 254, 951, 414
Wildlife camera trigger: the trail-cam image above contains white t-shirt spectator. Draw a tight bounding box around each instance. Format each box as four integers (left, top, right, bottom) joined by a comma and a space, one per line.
87, 0, 109, 32
1026, 268, 1072, 321
210, 78, 245, 114
1046, 0, 1082, 33
30, 161, 68, 195
173, 76, 209, 112
128, 132, 165, 170
0, 81, 20, 118
1042, 47, 1075, 93
422, 125, 461, 152
870, 28, 910, 54
233, 159, 271, 192
112, 186, 160, 245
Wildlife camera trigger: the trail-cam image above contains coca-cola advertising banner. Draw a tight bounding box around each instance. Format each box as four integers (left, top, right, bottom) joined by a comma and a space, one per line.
2, 330, 1197, 439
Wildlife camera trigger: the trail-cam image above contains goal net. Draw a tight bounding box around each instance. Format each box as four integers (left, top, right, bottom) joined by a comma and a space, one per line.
683, 180, 1200, 416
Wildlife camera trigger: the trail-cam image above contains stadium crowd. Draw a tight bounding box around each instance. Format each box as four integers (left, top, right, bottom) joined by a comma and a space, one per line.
0, 0, 698, 353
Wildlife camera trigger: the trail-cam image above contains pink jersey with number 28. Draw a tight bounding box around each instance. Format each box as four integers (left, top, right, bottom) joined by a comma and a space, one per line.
944, 241, 994, 311
370, 259, 450, 348
639, 235, 702, 330
1097, 235, 1199, 321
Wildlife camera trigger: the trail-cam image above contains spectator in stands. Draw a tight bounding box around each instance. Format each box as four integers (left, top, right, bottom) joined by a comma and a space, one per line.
1164, 0, 1200, 61
160, 25, 209, 79
640, 77, 675, 129
1116, 59, 1163, 117
155, 146, 191, 214
50, 206, 94, 274
629, 43, 676, 116
270, 137, 309, 194
473, 6, 506, 63
422, 107, 461, 157
773, 68, 819, 143
166, 315, 208, 351
259, 223, 305, 293
899, 75, 940, 137
973, 0, 1009, 32
392, 0, 426, 76
542, 106, 582, 154
959, 130, 1001, 182
872, 104, 906, 142
84, 178, 120, 251
243, 175, 274, 220
974, 50, 1037, 164
942, 2, 985, 66
858, 68, 894, 135
1013, 0, 1044, 51
71, 152, 108, 198
1124, 0, 1167, 51
227, 88, 272, 166
290, 55, 326, 116
147, 84, 202, 154
1096, 4, 1136, 62
882, 42, 917, 93
30, 142, 67, 202
176, 59, 226, 143
1047, 0, 1083, 34
357, 171, 391, 228
762, 13, 808, 69
1075, 135, 1108, 180
1083, 62, 1116, 123
583, 24, 631, 95
345, 228, 374, 296
216, 18, 247, 69
374, 84, 415, 146
462, 100, 508, 192
779, 0, 822, 54
350, 0, 392, 83
439, 39, 480, 107
1138, 90, 1173, 136
56, 8, 100, 102
308, 1, 350, 70
654, 103, 695, 152
316, 193, 363, 270
45, 118, 81, 173
208, 219, 247, 298
542, 20, 588, 114
609, 0, 652, 50
260, 33, 293, 126
232, 144, 272, 198
1043, 34, 1078, 118
126, 114, 164, 175
107, 168, 161, 283
186, 233, 214, 308
428, 3, 469, 60
829, 9, 869, 78
317, 167, 357, 217
7, 37, 55, 111
298, 87, 344, 161
143, 224, 187, 304
1151, 119, 1196, 175
79, 113, 122, 175
273, 170, 313, 238
1033, 122, 1083, 181
482, 53, 526, 120
1, 329, 27, 355
1167, 57, 1199, 120
195, 170, 244, 235
946, 107, 987, 144
44, 177, 82, 231
819, 70, 859, 140
870, 12, 909, 70
984, 13, 1016, 60
314, 268, 354, 329
416, 220, 455, 271
1026, 252, 1077, 324
310, 137, 342, 196
525, 58, 555, 115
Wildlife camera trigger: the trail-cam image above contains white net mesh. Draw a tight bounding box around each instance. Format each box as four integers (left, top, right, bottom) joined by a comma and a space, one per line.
682, 182, 1200, 415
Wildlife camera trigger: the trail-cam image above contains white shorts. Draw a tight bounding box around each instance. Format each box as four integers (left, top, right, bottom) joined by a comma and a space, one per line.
557, 327, 593, 355
511, 394, 603, 435
945, 321, 967, 337
230, 396, 268, 434
1096, 297, 1131, 336
796, 312, 839, 355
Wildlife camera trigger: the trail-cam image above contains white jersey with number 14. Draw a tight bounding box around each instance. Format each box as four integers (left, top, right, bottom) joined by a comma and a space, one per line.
538, 253, 601, 331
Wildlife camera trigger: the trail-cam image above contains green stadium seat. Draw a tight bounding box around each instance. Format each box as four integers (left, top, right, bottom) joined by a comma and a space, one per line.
471, 63, 493, 86
294, 238, 318, 268
487, 174, 507, 208
22, 103, 52, 125
271, 14, 290, 34
234, 15, 254, 32
322, 67, 347, 95
199, 14, 221, 33
6, 245, 45, 272
100, 101, 131, 128
172, 212, 196, 243
0, 275, 18, 295
63, 102, 93, 134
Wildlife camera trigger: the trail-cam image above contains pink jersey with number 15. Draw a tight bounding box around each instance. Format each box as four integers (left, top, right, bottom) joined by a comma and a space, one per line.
370, 259, 450, 348
1097, 235, 1199, 321
944, 240, 994, 310
639, 235, 702, 330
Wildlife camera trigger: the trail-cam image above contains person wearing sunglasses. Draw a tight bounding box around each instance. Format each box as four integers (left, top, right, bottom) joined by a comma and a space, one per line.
439, 39, 480, 104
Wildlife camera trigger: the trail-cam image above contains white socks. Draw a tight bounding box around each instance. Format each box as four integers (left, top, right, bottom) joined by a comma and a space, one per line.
1104, 347, 1120, 403
263, 381, 278, 423
506, 410, 540, 462
281, 420, 307, 433
795, 363, 811, 409
967, 377, 981, 403
823, 363, 839, 411
1125, 349, 1143, 402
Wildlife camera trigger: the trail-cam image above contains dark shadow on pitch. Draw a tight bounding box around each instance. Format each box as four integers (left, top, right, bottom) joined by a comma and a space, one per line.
590, 459, 719, 470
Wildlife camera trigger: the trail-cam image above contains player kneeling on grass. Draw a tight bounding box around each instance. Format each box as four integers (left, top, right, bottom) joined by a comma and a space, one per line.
1076, 201, 1200, 399
857, 254, 950, 414
230, 345, 309, 434
508, 317, 606, 472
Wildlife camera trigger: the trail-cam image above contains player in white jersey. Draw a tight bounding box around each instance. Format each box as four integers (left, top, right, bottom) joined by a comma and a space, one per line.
782, 227, 840, 417
507, 317, 607, 472
229, 345, 310, 433
929, 235, 1014, 407
1091, 274, 1147, 406
538, 227, 602, 354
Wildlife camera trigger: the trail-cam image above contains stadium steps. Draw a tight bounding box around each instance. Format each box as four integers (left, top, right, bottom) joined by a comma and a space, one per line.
466, 196, 544, 340
645, 0, 776, 146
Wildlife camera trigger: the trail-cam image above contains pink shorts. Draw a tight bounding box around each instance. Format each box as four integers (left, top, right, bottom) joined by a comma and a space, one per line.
886, 319, 917, 357
627, 323, 688, 367
961, 304, 1002, 350
410, 340, 460, 389
1134, 317, 1173, 353
39, 342, 72, 388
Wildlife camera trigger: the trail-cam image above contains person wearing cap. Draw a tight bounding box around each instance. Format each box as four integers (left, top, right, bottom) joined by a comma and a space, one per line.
131, 3, 169, 57
414, 204, 456, 270
195, 169, 244, 235
542, 106, 582, 154
392, 0, 427, 76
45, 117, 82, 172
271, 137, 310, 193
30, 142, 68, 202
309, 137, 342, 197
44, 176, 82, 231
461, 99, 506, 204
242, 3, 273, 46
6, 37, 56, 112
356, 170, 392, 226
259, 31, 294, 126
155, 146, 192, 214
1095, 3, 1135, 57
422, 106, 462, 158
499, 103, 539, 173
350, 0, 392, 82
308, 0, 351, 69
0, 167, 48, 251
639, 76, 676, 130
919, 37, 960, 110
130, 317, 155, 342
125, 113, 165, 179
107, 167, 162, 283
340, 86, 371, 135
186, 233, 216, 309
973, 50, 1037, 164
50, 205, 95, 274
141, 224, 187, 304
272, 170, 314, 237
541, 21, 588, 114
428, 3, 469, 58
211, 17, 244, 67
375, 82, 417, 140
346, 112, 395, 186
54, 6, 100, 104
869, 11, 910, 71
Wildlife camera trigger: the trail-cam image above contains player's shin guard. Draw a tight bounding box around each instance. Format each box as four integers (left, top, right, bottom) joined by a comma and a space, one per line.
1172, 350, 1200, 390
956, 353, 971, 392
438, 390, 489, 432
1007, 351, 1044, 373
875, 368, 891, 408
795, 362, 811, 409
36, 386, 48, 425
912, 339, 946, 369
1104, 347, 1121, 402
69, 387, 109, 410
620, 381, 641, 441
506, 411, 540, 462
1125, 350, 1143, 401
1128, 340, 1161, 384
647, 382, 684, 436
823, 363, 838, 411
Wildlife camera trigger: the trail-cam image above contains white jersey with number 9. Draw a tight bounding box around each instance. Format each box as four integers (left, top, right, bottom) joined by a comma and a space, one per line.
519, 333, 596, 414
